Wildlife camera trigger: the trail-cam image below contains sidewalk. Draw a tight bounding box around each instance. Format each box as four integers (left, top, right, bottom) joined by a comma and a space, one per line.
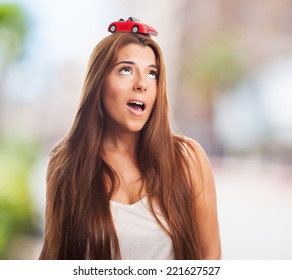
213, 157, 292, 259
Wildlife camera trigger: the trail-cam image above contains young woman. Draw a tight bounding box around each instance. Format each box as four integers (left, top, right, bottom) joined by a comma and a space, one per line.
39, 30, 221, 260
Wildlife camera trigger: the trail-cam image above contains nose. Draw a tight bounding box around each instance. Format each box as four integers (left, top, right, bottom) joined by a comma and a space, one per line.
133, 74, 147, 93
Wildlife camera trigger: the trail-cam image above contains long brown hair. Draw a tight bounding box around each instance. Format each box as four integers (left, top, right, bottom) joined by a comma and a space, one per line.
39, 33, 202, 259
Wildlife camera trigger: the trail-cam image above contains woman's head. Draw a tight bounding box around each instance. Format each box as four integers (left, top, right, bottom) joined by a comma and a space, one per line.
76, 32, 167, 139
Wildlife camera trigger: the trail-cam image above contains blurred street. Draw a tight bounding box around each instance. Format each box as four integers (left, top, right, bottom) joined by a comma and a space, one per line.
214, 157, 292, 259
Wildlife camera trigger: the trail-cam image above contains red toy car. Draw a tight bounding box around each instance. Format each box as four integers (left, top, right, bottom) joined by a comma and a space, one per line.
108, 17, 158, 36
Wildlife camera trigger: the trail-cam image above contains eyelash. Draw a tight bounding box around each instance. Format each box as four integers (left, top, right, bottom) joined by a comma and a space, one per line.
118, 66, 132, 75
118, 66, 158, 80
149, 70, 158, 80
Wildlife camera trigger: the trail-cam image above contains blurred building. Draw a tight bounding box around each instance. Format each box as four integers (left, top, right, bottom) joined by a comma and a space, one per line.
174, 0, 292, 158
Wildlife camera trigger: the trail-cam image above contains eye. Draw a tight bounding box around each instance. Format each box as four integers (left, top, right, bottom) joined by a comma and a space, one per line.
148, 70, 158, 80
119, 66, 132, 75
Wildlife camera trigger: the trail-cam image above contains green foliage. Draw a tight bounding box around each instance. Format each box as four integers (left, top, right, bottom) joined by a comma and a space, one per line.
0, 136, 40, 259
0, 3, 28, 70
185, 36, 245, 95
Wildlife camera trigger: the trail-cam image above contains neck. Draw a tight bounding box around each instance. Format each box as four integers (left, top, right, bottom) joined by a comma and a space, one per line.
102, 127, 140, 155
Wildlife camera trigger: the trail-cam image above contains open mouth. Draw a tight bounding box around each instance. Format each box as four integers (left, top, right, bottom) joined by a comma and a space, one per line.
127, 100, 145, 112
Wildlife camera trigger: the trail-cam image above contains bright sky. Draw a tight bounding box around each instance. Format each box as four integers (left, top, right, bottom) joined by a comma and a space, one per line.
5, 0, 123, 100
15, 0, 116, 62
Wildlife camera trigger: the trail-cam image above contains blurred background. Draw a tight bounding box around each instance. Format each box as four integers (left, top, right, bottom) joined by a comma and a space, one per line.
0, 0, 291, 260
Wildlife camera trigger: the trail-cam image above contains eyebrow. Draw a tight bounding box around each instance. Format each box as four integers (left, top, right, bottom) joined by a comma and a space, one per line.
115, 60, 158, 69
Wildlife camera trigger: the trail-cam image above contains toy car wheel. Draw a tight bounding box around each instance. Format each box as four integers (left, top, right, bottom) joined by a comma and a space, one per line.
132, 26, 139, 33
110, 25, 116, 33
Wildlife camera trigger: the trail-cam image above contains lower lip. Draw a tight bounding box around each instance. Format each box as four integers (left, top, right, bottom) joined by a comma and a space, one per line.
126, 105, 146, 117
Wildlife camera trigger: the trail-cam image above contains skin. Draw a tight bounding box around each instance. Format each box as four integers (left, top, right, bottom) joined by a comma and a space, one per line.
102, 44, 158, 137
101, 43, 221, 259
102, 44, 157, 204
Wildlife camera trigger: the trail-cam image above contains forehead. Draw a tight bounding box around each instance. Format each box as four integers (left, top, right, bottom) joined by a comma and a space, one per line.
116, 44, 156, 64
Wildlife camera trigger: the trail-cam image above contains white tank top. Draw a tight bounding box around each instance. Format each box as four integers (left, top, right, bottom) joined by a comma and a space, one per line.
110, 196, 175, 260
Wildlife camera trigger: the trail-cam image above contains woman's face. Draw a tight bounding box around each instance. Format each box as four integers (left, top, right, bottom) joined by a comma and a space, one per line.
102, 43, 158, 133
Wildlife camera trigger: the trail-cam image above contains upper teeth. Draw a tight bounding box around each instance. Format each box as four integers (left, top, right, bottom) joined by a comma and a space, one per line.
129, 101, 143, 105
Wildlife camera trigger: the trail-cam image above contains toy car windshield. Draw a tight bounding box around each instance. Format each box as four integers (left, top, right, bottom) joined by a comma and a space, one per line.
128, 17, 141, 22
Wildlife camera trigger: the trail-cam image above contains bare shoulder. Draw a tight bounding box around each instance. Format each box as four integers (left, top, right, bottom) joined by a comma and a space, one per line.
175, 135, 221, 259
181, 136, 207, 157
177, 135, 213, 174
176, 135, 215, 196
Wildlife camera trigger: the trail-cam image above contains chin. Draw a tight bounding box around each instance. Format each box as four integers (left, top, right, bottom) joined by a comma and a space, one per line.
127, 125, 145, 133
125, 119, 148, 133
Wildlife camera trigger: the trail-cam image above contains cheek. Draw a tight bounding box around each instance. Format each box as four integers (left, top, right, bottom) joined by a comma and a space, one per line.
103, 83, 115, 100
102, 82, 120, 107
103, 76, 128, 102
